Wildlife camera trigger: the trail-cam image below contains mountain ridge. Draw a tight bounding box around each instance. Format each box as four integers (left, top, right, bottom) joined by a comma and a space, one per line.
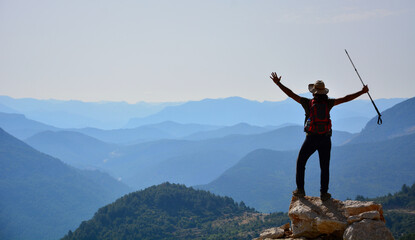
0, 128, 130, 240
125, 96, 405, 133
0, 95, 181, 129
25, 125, 354, 189
198, 132, 415, 212
0, 112, 58, 139
25, 130, 118, 169
350, 97, 415, 144
72, 121, 221, 144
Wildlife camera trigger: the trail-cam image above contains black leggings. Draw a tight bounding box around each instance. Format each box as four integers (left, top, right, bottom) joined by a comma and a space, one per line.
296, 134, 331, 193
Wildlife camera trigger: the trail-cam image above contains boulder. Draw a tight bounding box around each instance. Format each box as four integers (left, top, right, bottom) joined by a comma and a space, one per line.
343, 219, 394, 240
287, 196, 392, 239
255, 197, 394, 240
347, 210, 380, 224
255, 223, 291, 240
288, 196, 347, 238
342, 200, 384, 221
259, 227, 285, 239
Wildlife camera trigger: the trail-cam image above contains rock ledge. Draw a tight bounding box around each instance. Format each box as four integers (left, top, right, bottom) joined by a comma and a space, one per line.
255, 196, 394, 240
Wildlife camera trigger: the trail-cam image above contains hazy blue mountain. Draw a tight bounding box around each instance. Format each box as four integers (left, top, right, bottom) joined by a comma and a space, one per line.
0, 95, 181, 129
72, 126, 171, 145
143, 121, 221, 137
134, 150, 240, 188
0, 103, 18, 114
350, 96, 415, 144
330, 97, 404, 133
125, 96, 306, 128
25, 131, 118, 170
199, 133, 415, 212
103, 126, 354, 189
0, 112, 59, 139
73, 121, 221, 144
331, 116, 371, 133
125, 96, 405, 132
183, 122, 281, 141
0, 95, 404, 131
197, 149, 297, 212
191, 126, 354, 154
329, 98, 405, 122
0, 128, 130, 240
19, 113, 353, 191
22, 125, 353, 190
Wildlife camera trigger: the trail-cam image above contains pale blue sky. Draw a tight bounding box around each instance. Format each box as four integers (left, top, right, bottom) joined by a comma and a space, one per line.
1, 0, 414, 103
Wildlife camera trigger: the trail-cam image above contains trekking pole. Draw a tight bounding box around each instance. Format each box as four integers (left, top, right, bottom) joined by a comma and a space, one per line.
344, 49, 382, 125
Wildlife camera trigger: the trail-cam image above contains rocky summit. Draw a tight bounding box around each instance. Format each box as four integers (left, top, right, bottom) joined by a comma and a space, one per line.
255, 196, 394, 240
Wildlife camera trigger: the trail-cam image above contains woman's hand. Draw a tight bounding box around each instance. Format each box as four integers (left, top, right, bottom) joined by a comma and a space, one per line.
361, 85, 369, 94
270, 72, 281, 84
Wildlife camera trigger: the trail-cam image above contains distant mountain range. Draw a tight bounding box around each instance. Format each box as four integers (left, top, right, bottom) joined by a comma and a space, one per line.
350, 97, 415, 144
183, 122, 282, 141
0, 95, 405, 132
126, 96, 405, 133
0, 103, 18, 113
23, 125, 355, 190
72, 121, 221, 144
0, 95, 180, 129
0, 112, 58, 139
0, 111, 222, 144
25, 130, 119, 169
2, 95, 411, 193
0, 128, 130, 240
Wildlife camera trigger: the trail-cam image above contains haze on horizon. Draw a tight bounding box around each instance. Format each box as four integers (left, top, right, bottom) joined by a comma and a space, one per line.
1, 0, 414, 103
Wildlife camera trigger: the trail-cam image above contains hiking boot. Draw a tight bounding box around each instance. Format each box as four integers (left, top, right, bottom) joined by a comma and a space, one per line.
293, 189, 305, 198
320, 192, 332, 201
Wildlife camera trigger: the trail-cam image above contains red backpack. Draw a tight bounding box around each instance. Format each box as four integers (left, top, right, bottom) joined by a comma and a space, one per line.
304, 99, 332, 134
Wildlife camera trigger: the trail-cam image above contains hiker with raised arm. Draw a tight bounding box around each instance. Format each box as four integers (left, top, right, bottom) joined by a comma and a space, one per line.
270, 72, 369, 201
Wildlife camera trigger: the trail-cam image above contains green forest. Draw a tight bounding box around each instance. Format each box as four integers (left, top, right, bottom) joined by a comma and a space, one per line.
61, 183, 289, 240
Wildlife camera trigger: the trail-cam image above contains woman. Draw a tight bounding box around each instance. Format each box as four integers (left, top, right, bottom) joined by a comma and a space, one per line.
270, 72, 369, 201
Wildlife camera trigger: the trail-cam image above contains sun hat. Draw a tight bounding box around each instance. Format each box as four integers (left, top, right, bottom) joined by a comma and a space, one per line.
308, 80, 329, 94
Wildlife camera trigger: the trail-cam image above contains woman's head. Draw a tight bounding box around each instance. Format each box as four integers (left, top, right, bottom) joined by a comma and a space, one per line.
308, 80, 329, 95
